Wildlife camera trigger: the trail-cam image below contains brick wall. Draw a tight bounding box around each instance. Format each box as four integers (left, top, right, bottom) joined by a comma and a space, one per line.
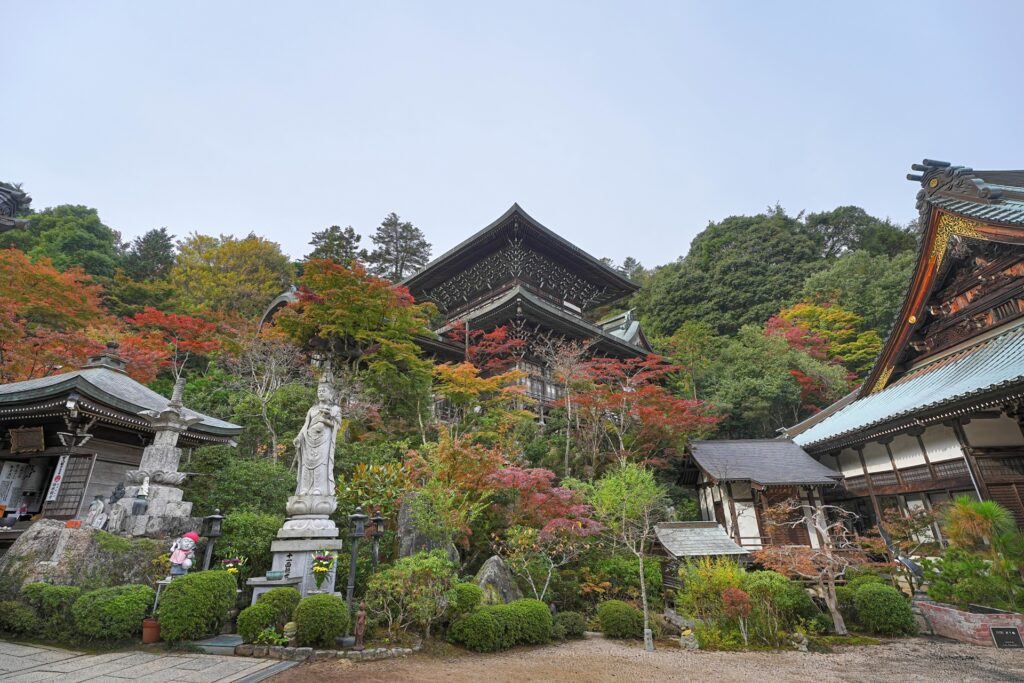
915, 600, 1024, 647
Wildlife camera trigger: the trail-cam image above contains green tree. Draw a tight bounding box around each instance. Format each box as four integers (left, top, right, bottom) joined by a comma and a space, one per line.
306, 224, 361, 265
804, 205, 917, 259
776, 302, 883, 377
122, 227, 176, 281
637, 207, 824, 336
1, 205, 122, 277
589, 462, 669, 651
361, 212, 431, 281
170, 233, 294, 319
801, 249, 916, 335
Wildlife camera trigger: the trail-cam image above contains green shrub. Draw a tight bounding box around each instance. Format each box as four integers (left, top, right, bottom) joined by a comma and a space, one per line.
365, 549, 457, 637
741, 570, 819, 645
157, 571, 238, 642
451, 582, 483, 620
554, 611, 586, 639
237, 602, 279, 643
22, 583, 82, 640
72, 585, 154, 641
256, 587, 301, 626
597, 600, 643, 639
0, 600, 40, 635
449, 608, 503, 652
853, 584, 915, 636
216, 511, 284, 581
295, 593, 349, 648
676, 556, 744, 621
693, 621, 744, 650
508, 599, 552, 644
590, 554, 663, 607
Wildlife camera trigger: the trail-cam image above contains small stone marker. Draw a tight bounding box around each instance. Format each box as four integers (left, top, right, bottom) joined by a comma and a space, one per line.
992, 627, 1024, 649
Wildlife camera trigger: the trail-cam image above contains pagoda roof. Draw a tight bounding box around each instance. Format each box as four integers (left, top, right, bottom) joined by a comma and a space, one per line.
0, 366, 241, 443
436, 284, 649, 357
401, 204, 639, 309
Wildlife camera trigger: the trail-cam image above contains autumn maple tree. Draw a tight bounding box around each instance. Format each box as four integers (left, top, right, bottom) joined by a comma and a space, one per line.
121, 306, 224, 381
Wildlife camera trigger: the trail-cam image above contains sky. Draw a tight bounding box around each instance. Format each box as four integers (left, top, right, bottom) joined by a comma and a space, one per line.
4, 1, 1024, 269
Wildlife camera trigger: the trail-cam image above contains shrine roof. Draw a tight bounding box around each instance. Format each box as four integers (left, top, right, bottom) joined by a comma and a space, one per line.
655, 522, 748, 558
689, 439, 841, 487
401, 204, 639, 304
790, 318, 1024, 451
0, 366, 241, 438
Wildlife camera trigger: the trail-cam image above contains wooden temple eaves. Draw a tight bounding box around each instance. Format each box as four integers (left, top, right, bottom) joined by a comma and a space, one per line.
861, 160, 1024, 396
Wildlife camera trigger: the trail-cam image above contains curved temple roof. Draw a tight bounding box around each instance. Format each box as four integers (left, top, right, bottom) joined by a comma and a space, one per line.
689, 439, 841, 487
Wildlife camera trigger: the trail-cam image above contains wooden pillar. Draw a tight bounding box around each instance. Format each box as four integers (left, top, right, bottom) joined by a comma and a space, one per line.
805, 487, 828, 549
725, 482, 742, 545
881, 437, 905, 488
913, 429, 938, 482
856, 445, 885, 524
951, 419, 988, 499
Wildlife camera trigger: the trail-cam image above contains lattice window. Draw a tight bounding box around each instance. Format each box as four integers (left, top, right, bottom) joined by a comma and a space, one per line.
41, 454, 96, 520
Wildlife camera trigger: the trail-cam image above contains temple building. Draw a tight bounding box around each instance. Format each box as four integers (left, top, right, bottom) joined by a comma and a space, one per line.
0, 343, 240, 548
400, 204, 651, 400
784, 160, 1024, 533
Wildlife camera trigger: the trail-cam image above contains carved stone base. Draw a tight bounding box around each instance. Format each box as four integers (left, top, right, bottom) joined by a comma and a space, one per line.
247, 538, 345, 601
285, 494, 337, 517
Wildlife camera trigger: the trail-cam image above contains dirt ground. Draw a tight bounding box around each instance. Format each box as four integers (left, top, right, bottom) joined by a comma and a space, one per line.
271, 634, 1024, 683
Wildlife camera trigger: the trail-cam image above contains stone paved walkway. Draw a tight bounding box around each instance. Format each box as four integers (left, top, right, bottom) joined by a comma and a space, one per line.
0, 640, 292, 683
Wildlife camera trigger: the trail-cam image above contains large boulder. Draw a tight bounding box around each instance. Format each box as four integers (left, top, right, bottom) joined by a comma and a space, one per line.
396, 494, 459, 564
0, 519, 167, 595
474, 555, 523, 605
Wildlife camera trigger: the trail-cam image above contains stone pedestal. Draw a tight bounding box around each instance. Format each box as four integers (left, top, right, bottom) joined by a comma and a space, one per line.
248, 537, 344, 605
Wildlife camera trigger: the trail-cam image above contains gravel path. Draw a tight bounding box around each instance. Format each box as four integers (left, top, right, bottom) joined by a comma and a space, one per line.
273, 635, 1024, 683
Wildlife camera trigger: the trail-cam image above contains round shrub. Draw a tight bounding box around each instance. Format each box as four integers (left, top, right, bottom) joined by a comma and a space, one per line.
854, 584, 915, 636
451, 582, 483, 620
597, 600, 643, 639
157, 570, 238, 642
509, 599, 552, 644
554, 611, 586, 639
449, 608, 503, 652
295, 593, 349, 648
0, 600, 40, 635
237, 602, 279, 644
22, 583, 81, 640
72, 585, 154, 641
256, 587, 301, 626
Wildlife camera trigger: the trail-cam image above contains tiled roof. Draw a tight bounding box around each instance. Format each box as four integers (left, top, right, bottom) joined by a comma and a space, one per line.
690, 440, 841, 486
793, 320, 1024, 450
0, 367, 241, 436
655, 522, 748, 558
928, 195, 1024, 227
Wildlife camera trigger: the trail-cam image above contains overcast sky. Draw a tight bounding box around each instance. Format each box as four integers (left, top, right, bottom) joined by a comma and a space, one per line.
4, 1, 1023, 269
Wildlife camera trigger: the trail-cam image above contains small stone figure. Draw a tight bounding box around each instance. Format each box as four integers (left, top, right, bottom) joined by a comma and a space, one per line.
354, 601, 367, 650
169, 531, 199, 577
84, 495, 106, 528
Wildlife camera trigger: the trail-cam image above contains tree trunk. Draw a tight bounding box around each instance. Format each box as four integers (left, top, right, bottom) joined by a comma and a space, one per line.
823, 579, 848, 636
564, 391, 572, 478
637, 551, 653, 651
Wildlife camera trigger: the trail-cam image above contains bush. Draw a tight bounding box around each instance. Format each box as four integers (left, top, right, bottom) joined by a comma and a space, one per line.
590, 554, 663, 608
693, 621, 744, 650
450, 582, 483, 620
508, 599, 552, 644
597, 600, 643, 639
237, 602, 279, 643
295, 593, 349, 648
742, 570, 819, 645
853, 584, 915, 636
554, 611, 586, 639
449, 608, 504, 652
0, 600, 40, 635
676, 556, 744, 621
365, 550, 457, 637
22, 583, 81, 640
72, 585, 155, 641
256, 587, 301, 626
157, 571, 238, 642
217, 511, 285, 581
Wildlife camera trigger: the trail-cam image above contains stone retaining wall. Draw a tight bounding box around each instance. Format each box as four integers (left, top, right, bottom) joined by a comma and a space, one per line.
914, 599, 1024, 647
235, 642, 420, 662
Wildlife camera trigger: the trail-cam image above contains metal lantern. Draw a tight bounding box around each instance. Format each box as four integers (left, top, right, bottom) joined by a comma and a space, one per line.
370, 510, 385, 572
346, 506, 368, 615
201, 509, 224, 571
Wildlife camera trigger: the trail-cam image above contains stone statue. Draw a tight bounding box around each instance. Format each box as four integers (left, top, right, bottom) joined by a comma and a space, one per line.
354, 602, 367, 650
283, 369, 342, 526
84, 496, 106, 528
169, 531, 199, 577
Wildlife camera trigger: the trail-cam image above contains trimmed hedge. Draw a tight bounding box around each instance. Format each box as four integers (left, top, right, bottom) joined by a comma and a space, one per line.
597, 600, 643, 639
449, 608, 503, 652
554, 611, 586, 639
0, 600, 40, 635
510, 599, 552, 644
451, 582, 484, 620
256, 587, 301, 626
853, 584, 916, 636
71, 585, 155, 641
295, 593, 349, 648
238, 602, 279, 644
22, 583, 82, 640
157, 571, 238, 642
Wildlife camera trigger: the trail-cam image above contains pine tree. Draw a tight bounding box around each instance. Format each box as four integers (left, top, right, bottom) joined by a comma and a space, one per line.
361, 212, 431, 281
306, 225, 361, 265
122, 227, 176, 281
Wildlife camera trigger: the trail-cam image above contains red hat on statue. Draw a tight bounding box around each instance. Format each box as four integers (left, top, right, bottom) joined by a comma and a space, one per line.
183, 532, 200, 543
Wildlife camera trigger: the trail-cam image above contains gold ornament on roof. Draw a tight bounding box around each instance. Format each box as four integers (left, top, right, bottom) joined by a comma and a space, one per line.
931, 213, 983, 269
870, 365, 895, 394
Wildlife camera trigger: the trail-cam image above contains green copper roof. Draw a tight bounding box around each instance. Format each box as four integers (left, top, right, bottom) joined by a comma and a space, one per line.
793, 320, 1024, 450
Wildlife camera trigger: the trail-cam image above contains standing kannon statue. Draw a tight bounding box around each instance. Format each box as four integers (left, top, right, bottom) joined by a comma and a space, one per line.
281, 367, 342, 532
